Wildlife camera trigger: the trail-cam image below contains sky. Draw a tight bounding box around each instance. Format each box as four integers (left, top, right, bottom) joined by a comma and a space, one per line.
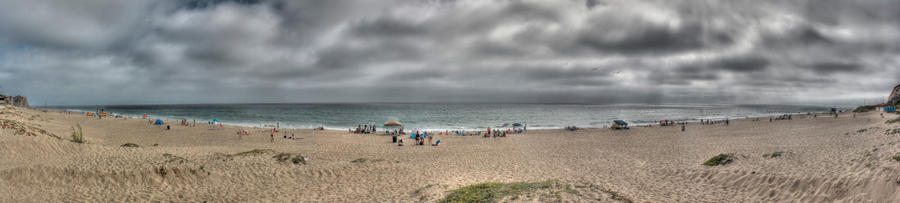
0, 0, 898, 106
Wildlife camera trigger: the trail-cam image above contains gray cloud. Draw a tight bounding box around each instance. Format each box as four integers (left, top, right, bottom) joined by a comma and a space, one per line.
808, 62, 864, 75
0, 0, 897, 106
714, 56, 770, 72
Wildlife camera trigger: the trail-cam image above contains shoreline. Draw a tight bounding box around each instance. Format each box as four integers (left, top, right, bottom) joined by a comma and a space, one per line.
39, 106, 842, 131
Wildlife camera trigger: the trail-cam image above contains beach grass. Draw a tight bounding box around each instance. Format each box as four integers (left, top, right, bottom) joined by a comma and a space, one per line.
438, 180, 556, 203
601, 188, 633, 203
70, 124, 85, 143
273, 153, 307, 165
563, 184, 579, 195
233, 149, 276, 156
121, 143, 140, 147
887, 118, 900, 124
163, 153, 188, 164
763, 151, 784, 158
702, 153, 735, 166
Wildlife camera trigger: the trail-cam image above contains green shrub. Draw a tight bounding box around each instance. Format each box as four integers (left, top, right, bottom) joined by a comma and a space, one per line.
438, 180, 556, 203
892, 154, 900, 162
702, 153, 735, 166
853, 105, 875, 113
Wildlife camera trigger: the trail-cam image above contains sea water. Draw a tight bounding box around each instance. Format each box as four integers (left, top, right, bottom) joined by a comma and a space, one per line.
51, 103, 831, 130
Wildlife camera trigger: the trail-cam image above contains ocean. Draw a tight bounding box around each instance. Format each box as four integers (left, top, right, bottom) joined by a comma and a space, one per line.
50, 103, 831, 130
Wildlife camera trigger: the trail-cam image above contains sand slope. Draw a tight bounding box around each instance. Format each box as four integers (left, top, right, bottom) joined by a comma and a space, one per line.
1, 107, 899, 202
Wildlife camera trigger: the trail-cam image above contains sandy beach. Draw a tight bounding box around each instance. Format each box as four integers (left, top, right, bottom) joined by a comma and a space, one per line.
2, 106, 899, 202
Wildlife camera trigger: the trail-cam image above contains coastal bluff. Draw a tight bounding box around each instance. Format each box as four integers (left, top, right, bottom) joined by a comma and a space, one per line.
891, 83, 900, 106
887, 84, 900, 106
0, 94, 29, 107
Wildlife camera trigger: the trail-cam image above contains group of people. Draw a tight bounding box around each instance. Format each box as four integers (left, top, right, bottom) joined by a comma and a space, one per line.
179, 119, 195, 127
351, 124, 376, 134
394, 129, 439, 146
699, 118, 729, 125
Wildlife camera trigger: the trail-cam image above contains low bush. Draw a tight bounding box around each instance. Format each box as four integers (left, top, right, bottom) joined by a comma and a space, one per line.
702, 153, 735, 166
438, 180, 556, 203
273, 153, 307, 165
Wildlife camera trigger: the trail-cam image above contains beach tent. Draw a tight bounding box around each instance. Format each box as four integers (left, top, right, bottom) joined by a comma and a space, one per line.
213, 118, 220, 123
154, 119, 164, 125
384, 120, 403, 127
612, 120, 629, 130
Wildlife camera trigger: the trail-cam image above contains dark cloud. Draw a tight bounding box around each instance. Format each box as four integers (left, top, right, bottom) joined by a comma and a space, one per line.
713, 56, 770, 72
0, 0, 897, 105
180, 0, 267, 10
807, 62, 864, 75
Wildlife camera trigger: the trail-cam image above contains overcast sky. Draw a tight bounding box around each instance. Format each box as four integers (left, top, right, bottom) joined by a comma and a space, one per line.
0, 0, 898, 106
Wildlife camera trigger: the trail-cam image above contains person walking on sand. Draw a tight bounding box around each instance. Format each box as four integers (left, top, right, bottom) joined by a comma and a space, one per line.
270, 133, 274, 143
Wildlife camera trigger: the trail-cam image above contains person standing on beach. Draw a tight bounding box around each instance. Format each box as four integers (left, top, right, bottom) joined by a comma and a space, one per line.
270, 133, 274, 143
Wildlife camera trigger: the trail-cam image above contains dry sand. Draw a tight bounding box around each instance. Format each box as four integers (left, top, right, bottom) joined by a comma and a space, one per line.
1, 106, 899, 202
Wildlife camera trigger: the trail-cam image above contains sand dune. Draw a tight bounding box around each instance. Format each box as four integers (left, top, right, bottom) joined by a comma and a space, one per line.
1, 107, 899, 202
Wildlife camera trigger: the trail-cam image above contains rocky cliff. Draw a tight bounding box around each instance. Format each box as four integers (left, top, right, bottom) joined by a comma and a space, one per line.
890, 84, 900, 106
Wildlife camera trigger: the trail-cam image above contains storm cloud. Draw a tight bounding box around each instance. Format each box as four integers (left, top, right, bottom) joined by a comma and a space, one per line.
0, 0, 897, 105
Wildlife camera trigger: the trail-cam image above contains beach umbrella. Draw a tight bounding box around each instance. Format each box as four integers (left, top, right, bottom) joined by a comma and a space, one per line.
384, 120, 403, 126
213, 118, 220, 123
512, 123, 523, 127
500, 123, 509, 127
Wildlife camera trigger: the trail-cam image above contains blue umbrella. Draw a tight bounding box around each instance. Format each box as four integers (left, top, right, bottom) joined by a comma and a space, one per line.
512, 123, 523, 127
